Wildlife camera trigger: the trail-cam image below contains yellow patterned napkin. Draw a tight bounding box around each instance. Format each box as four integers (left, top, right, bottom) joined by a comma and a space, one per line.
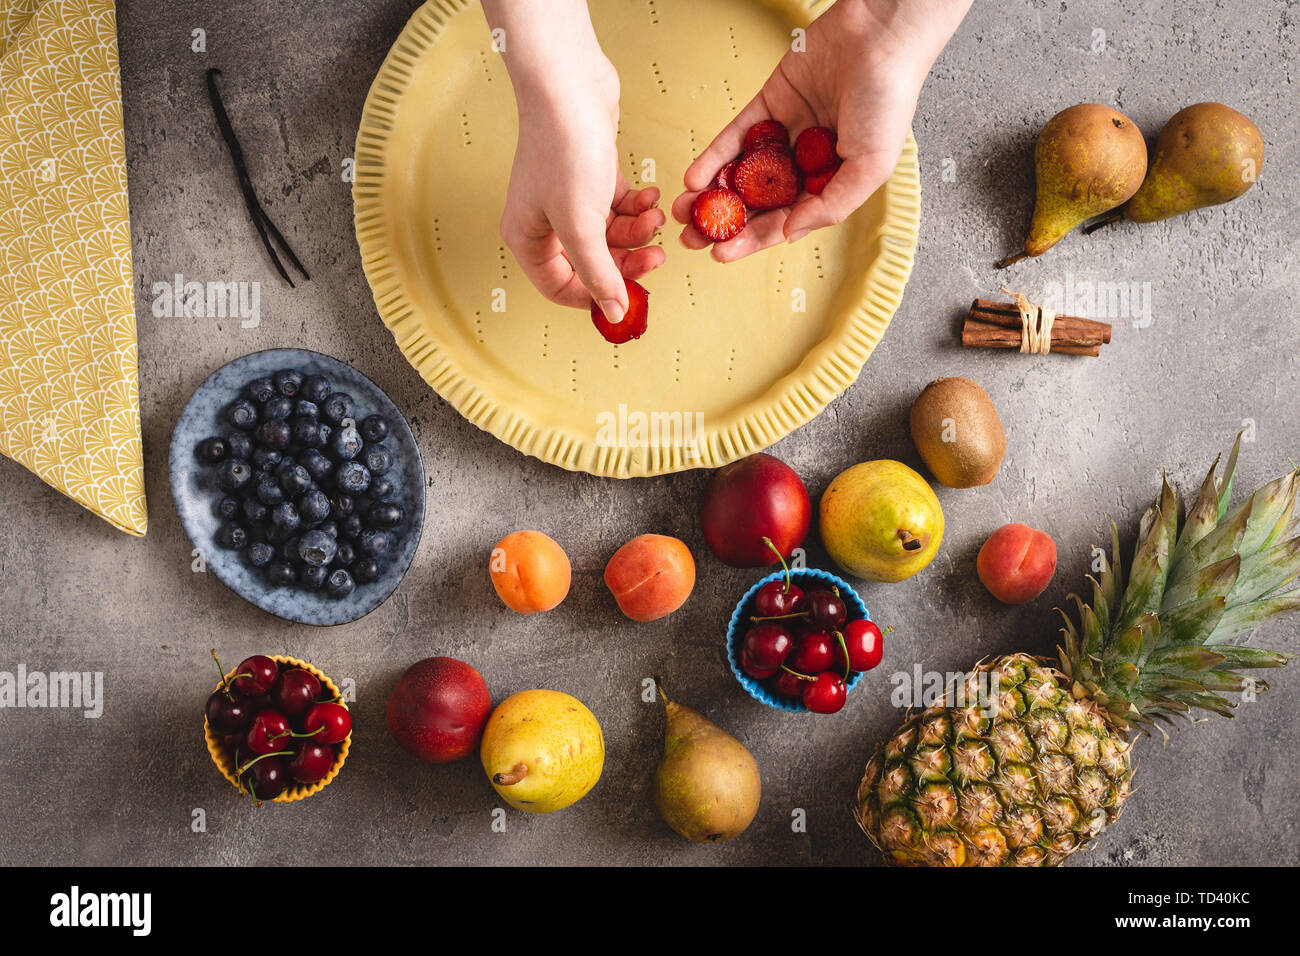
0, 0, 145, 535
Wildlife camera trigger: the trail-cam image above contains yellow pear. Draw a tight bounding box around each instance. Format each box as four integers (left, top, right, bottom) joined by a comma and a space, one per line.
819, 460, 943, 583
480, 690, 604, 813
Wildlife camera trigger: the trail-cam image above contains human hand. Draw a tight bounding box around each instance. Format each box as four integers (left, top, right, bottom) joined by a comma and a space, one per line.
487, 0, 665, 323
672, 0, 970, 262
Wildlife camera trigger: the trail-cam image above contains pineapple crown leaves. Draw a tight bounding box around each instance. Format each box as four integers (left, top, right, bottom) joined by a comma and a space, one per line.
1057, 435, 1296, 732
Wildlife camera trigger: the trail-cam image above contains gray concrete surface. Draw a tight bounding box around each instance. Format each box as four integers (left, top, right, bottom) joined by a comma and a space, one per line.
1, 0, 1296, 866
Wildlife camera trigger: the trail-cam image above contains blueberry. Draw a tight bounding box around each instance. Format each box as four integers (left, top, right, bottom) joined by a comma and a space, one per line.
216, 521, 248, 550
322, 392, 355, 425
279, 536, 302, 563
328, 492, 355, 519
326, 569, 356, 599
227, 398, 258, 430
251, 446, 282, 472
352, 558, 380, 583
292, 418, 327, 449
317, 520, 339, 538
196, 436, 227, 463
298, 448, 333, 482
226, 431, 254, 460
256, 419, 292, 451
328, 423, 363, 461
367, 502, 403, 530
256, 473, 285, 506
301, 375, 331, 404
273, 369, 303, 398
299, 564, 328, 591
333, 541, 356, 567
360, 415, 389, 443
298, 530, 339, 567
357, 529, 391, 557
262, 396, 294, 422
216, 496, 240, 520
360, 444, 392, 476
298, 489, 330, 525
341, 514, 363, 540
216, 459, 252, 492
243, 497, 269, 525
278, 462, 312, 497
266, 524, 293, 545
246, 541, 275, 568
271, 501, 300, 532
246, 377, 276, 403
368, 475, 394, 500
267, 561, 296, 587
294, 399, 319, 419
335, 460, 371, 494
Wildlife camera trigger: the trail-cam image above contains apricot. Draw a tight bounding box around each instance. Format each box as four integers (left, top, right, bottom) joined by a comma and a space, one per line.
604, 534, 696, 622
977, 523, 1057, 605
489, 530, 571, 614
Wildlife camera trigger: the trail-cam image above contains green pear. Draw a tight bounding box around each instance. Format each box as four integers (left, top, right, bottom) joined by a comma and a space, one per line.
1123, 103, 1263, 223
998, 103, 1147, 267
481, 689, 604, 813
653, 683, 760, 843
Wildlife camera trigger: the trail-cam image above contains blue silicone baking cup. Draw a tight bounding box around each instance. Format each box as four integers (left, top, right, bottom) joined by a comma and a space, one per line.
726, 567, 870, 713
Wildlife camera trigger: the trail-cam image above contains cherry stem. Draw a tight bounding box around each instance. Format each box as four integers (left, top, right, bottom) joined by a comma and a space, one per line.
779, 664, 815, 682
762, 537, 791, 593
270, 726, 324, 743
834, 630, 851, 682
750, 611, 809, 624
210, 649, 234, 700
234, 750, 292, 779
493, 763, 528, 786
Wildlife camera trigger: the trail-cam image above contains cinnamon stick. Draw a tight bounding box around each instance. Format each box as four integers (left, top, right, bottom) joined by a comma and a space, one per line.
962, 298, 1111, 357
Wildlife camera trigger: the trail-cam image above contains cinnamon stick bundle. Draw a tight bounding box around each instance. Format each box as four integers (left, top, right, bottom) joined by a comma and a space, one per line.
963, 299, 1112, 357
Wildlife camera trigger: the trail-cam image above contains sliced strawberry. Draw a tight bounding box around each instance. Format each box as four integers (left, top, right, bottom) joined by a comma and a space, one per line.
804, 160, 841, 196
743, 119, 789, 153
591, 279, 649, 344
733, 146, 802, 210
691, 187, 747, 243
715, 159, 738, 191
795, 126, 838, 175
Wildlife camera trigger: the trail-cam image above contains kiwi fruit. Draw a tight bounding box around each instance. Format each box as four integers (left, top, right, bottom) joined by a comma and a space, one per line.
909, 377, 1006, 488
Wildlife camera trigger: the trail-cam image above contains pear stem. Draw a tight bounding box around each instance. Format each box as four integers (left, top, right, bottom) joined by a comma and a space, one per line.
994, 250, 1027, 269
1083, 210, 1123, 235
898, 529, 929, 552
493, 763, 528, 787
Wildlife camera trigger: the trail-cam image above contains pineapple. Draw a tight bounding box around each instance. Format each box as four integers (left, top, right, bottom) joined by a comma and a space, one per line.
855, 437, 1297, 866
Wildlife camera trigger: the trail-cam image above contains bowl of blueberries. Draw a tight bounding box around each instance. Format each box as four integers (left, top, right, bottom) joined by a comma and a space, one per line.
169, 348, 425, 625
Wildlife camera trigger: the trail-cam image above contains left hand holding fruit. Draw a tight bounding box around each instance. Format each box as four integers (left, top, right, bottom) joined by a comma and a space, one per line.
672, 0, 971, 260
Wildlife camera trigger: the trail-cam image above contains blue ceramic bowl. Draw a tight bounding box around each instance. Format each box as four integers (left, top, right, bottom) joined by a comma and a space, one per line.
726, 567, 870, 712
169, 348, 425, 626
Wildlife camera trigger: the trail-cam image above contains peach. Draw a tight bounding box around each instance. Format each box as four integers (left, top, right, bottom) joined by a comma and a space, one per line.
489, 530, 571, 614
604, 534, 696, 622
977, 523, 1057, 604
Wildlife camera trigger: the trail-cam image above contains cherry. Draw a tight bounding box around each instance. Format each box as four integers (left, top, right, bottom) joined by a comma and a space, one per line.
769, 669, 809, 699
303, 702, 352, 744
206, 691, 253, 734
233, 655, 280, 696
272, 668, 321, 718
789, 631, 836, 674
246, 710, 291, 755
753, 579, 805, 618
802, 671, 847, 714
289, 742, 336, 784
835, 619, 886, 672
740, 649, 778, 680
243, 755, 288, 801
806, 589, 847, 631
742, 623, 794, 670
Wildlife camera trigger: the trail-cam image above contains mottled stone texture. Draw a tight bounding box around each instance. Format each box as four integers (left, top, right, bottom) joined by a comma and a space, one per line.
0, 0, 1295, 865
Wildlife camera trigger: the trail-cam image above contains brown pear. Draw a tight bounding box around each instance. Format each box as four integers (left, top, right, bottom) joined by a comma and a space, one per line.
653, 683, 760, 843
1122, 103, 1263, 223
997, 104, 1147, 267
